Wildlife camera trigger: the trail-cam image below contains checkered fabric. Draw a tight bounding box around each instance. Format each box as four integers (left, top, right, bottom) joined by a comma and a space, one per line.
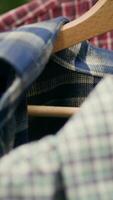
0, 16, 67, 156
27, 41, 113, 141
0, 75, 113, 199
28, 41, 113, 108
0, 0, 113, 50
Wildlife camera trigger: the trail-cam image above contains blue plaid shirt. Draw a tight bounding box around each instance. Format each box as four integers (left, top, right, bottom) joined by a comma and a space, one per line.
0, 16, 113, 199
0, 17, 68, 156
27, 41, 113, 140
0, 16, 113, 155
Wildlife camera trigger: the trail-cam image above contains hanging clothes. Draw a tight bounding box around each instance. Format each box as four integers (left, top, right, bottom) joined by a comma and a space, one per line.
0, 6, 112, 199
0, 14, 113, 155
0, 0, 113, 50
0, 17, 68, 156
0, 75, 113, 199
27, 41, 113, 141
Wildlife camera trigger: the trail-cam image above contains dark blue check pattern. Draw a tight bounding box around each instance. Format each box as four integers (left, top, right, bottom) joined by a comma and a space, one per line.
0, 15, 113, 200
0, 17, 68, 156
27, 41, 113, 140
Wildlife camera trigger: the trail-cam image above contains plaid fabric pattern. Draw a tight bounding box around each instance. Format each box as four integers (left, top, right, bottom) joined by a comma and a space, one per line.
0, 16, 67, 156
28, 41, 113, 108
58, 75, 113, 199
0, 75, 113, 199
27, 41, 113, 141
0, 0, 58, 30
0, 0, 113, 50
0, 11, 113, 198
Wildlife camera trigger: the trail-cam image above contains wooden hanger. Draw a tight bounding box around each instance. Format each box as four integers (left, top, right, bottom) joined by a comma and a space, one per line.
53, 0, 113, 52
28, 0, 113, 118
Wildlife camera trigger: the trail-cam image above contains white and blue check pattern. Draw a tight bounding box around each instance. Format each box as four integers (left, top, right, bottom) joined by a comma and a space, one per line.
0, 15, 113, 199
0, 75, 113, 199
1, 15, 113, 156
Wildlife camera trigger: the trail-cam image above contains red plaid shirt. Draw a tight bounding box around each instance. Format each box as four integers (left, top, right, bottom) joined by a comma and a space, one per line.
0, 0, 113, 50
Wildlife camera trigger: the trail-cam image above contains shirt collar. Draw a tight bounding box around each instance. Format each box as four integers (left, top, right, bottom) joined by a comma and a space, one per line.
52, 41, 113, 77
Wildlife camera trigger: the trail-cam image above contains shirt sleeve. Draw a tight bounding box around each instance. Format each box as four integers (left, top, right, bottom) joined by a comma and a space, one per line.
0, 135, 66, 200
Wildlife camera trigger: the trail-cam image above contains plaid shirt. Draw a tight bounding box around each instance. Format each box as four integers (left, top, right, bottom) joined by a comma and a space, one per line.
0, 0, 113, 50
0, 13, 113, 199
0, 16, 68, 156
27, 41, 113, 141
0, 75, 113, 199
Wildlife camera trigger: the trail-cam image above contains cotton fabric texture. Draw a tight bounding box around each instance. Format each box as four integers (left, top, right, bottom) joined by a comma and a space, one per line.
0, 75, 113, 199
28, 41, 113, 140
0, 16, 68, 156
0, 7, 113, 199
0, 15, 113, 156
0, 0, 113, 50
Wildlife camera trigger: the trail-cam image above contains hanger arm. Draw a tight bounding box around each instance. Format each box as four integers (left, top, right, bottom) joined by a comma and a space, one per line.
53, 0, 113, 52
